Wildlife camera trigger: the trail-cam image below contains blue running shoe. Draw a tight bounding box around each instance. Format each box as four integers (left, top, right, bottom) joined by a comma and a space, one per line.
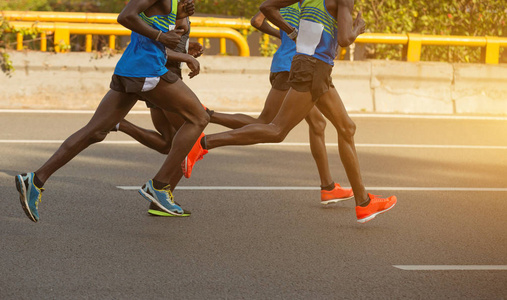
15, 173, 44, 222
138, 180, 189, 216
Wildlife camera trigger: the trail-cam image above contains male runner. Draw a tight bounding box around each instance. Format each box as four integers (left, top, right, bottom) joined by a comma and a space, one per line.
14, 0, 208, 222
207, 6, 353, 205
112, 15, 209, 216
186, 0, 397, 223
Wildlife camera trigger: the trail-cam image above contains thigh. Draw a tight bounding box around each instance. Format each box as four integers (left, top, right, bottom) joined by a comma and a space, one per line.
270, 88, 316, 133
315, 87, 353, 129
85, 90, 138, 131
141, 78, 203, 122
257, 88, 288, 123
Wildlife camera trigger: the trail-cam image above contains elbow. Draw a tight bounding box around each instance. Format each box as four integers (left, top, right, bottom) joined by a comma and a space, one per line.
337, 36, 355, 48
117, 14, 128, 27
117, 12, 136, 27
250, 17, 262, 29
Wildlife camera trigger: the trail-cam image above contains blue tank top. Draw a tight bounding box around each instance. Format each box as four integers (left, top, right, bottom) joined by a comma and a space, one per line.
297, 0, 338, 66
114, 1, 177, 78
270, 3, 300, 73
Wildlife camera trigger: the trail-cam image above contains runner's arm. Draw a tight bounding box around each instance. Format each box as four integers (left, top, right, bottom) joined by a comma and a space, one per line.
336, 0, 365, 47
165, 49, 200, 78
251, 11, 281, 39
117, 0, 184, 49
259, 0, 300, 37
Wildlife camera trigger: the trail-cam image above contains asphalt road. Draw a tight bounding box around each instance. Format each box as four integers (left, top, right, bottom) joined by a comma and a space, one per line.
1, 110, 506, 299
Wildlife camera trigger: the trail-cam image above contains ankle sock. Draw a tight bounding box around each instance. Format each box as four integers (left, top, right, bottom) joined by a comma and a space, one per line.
152, 179, 169, 190
359, 196, 371, 207
200, 135, 207, 149
33, 173, 44, 188
321, 182, 335, 191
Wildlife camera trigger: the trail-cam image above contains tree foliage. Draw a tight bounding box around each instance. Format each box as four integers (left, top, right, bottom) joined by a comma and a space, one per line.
356, 0, 506, 62
1, 0, 505, 62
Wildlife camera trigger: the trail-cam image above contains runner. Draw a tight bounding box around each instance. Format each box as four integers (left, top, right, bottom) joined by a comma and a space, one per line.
185, 0, 397, 223
14, 0, 208, 222
207, 6, 353, 205
111, 16, 209, 216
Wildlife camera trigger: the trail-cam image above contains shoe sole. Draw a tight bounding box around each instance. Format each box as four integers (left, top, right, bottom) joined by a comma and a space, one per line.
138, 189, 184, 217
148, 209, 190, 217
356, 201, 397, 224
15, 175, 37, 222
321, 195, 354, 205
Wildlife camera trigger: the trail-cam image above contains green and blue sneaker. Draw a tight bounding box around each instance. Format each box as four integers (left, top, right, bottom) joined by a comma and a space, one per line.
15, 172, 44, 222
139, 180, 190, 217
148, 202, 191, 217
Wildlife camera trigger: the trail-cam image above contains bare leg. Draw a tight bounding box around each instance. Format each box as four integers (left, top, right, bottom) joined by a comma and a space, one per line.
211, 88, 288, 129
35, 90, 138, 184
305, 107, 333, 187
119, 108, 176, 154
315, 87, 367, 206
141, 78, 209, 184
206, 88, 315, 149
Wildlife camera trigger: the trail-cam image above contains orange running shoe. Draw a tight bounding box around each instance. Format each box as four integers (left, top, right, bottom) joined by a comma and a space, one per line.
182, 133, 208, 178
321, 183, 354, 205
356, 193, 397, 224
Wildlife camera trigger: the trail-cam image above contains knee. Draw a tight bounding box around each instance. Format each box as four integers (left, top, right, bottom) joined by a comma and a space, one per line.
265, 124, 287, 143
191, 109, 209, 130
338, 119, 356, 140
308, 117, 327, 136
88, 129, 109, 144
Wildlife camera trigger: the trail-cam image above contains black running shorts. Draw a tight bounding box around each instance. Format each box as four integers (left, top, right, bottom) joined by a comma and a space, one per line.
110, 70, 180, 95
110, 70, 180, 108
288, 54, 335, 101
269, 71, 291, 91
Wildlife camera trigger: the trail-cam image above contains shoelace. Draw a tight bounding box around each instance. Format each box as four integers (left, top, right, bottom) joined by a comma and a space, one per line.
370, 194, 389, 202
35, 188, 45, 208
161, 185, 175, 204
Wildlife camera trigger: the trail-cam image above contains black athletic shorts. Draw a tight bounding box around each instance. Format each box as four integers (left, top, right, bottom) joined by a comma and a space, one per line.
269, 71, 291, 91
145, 66, 183, 109
288, 54, 334, 101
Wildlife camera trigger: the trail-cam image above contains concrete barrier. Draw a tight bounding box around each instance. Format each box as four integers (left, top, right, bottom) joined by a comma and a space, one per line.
1, 51, 506, 115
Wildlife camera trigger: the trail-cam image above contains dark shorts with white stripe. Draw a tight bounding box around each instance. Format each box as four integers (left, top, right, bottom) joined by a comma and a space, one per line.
109, 70, 180, 108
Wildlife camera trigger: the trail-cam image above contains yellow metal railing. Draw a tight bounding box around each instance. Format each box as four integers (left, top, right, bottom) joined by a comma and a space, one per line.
7, 21, 250, 56
3, 11, 507, 63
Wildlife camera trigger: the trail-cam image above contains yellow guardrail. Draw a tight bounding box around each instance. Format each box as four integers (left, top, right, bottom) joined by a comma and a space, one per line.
3, 11, 507, 63
7, 21, 250, 56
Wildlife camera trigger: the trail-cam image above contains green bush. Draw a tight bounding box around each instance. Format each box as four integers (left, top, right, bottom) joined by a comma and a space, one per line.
1, 0, 505, 62
356, 0, 506, 62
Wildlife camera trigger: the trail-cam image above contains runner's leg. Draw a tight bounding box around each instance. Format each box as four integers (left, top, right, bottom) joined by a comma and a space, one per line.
206, 88, 315, 149
35, 90, 138, 184
315, 87, 367, 205
119, 107, 176, 154
210, 88, 287, 129
141, 78, 209, 184
304, 107, 333, 187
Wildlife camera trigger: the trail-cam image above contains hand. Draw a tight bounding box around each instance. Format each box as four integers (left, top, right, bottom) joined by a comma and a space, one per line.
185, 55, 200, 78
158, 28, 185, 49
353, 12, 366, 35
188, 42, 204, 58
177, 0, 195, 18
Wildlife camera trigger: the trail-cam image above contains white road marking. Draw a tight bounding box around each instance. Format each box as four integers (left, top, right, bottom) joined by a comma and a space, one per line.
394, 265, 507, 271
116, 186, 507, 192
1, 109, 506, 121
1, 140, 506, 150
